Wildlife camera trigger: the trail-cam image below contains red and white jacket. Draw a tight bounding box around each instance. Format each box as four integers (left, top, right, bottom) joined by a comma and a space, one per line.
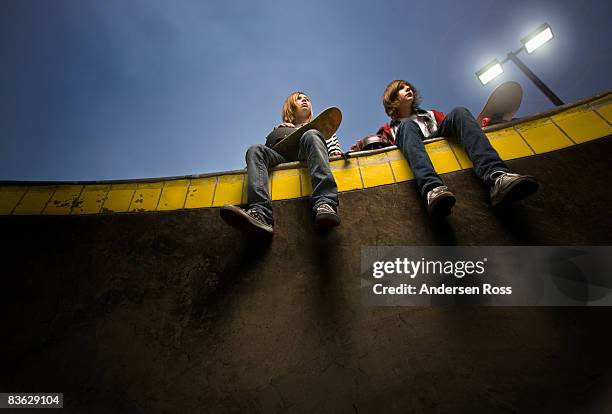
377, 109, 445, 144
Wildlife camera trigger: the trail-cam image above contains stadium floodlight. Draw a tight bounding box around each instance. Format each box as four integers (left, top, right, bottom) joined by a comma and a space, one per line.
521, 23, 553, 54
475, 23, 564, 106
476, 59, 504, 86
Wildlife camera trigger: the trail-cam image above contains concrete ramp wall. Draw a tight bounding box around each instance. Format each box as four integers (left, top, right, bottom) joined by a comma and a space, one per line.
1, 136, 612, 413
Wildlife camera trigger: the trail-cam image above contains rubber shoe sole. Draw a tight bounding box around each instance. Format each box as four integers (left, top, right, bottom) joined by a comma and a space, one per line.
220, 205, 273, 236
491, 176, 539, 207
427, 193, 456, 218
315, 212, 341, 228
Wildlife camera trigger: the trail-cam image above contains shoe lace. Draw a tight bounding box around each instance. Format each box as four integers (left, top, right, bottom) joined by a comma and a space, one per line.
317, 203, 335, 214
495, 172, 519, 187
247, 208, 269, 225
427, 186, 448, 203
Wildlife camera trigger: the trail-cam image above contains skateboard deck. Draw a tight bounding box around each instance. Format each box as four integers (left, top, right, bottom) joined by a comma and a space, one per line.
477, 81, 523, 126
266, 107, 342, 161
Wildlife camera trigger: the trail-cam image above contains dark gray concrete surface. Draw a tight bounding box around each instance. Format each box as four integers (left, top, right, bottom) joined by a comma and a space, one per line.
1, 137, 611, 413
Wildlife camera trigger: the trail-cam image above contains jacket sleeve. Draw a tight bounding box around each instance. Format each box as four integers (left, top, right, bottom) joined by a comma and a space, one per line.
432, 110, 445, 126
377, 122, 396, 145
326, 133, 342, 156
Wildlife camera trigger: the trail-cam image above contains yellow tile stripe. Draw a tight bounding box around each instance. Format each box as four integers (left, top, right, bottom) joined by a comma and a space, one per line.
102, 183, 137, 213
426, 140, 462, 174
551, 104, 612, 144
358, 153, 394, 188
1, 92, 610, 215
129, 182, 163, 212
212, 174, 244, 207
330, 157, 363, 191
486, 128, 534, 160
74, 185, 110, 215
0, 186, 27, 215
12, 186, 55, 215
514, 118, 573, 154
387, 149, 414, 182
589, 96, 612, 124
185, 177, 216, 209
158, 179, 189, 211
271, 169, 301, 200
43, 185, 84, 215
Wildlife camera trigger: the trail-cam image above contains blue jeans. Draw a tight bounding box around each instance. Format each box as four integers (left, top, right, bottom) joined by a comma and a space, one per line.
395, 107, 508, 198
245, 129, 338, 223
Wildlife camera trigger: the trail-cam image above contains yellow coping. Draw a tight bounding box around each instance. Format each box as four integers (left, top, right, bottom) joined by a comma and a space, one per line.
2, 92, 610, 216
185, 177, 216, 209
358, 153, 394, 188
330, 157, 363, 191
486, 128, 534, 160
102, 183, 137, 213
129, 182, 163, 212
514, 118, 574, 154
0, 186, 27, 215
299, 168, 313, 196
212, 174, 244, 207
551, 104, 612, 144
43, 185, 83, 215
74, 184, 110, 215
387, 150, 414, 182
271, 169, 301, 200
12, 186, 55, 215
158, 179, 189, 211
447, 141, 473, 169
590, 96, 612, 124
426, 140, 461, 174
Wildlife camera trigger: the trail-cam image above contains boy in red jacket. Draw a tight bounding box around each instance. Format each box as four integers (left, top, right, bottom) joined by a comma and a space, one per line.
379, 80, 538, 217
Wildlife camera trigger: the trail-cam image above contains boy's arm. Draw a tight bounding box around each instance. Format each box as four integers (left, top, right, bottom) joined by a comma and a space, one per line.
326, 133, 342, 157
377, 122, 396, 145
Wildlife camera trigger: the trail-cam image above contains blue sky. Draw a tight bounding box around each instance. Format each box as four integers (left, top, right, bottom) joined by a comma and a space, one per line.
1, 0, 610, 181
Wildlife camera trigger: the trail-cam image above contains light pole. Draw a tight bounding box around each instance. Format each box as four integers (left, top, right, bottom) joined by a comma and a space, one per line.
476, 23, 564, 106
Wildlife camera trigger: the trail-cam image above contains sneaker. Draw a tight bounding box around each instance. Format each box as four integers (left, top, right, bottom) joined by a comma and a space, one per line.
490, 172, 539, 206
426, 186, 456, 217
220, 205, 273, 235
314, 203, 341, 228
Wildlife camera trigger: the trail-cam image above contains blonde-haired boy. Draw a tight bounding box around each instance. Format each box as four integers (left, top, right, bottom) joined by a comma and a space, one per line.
221, 92, 341, 235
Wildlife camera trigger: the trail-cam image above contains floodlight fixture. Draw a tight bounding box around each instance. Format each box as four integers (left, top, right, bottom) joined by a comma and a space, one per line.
476, 59, 504, 85
475, 22, 564, 106
521, 22, 553, 54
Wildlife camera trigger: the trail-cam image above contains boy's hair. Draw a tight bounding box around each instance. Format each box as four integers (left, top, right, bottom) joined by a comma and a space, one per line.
383, 80, 422, 119
282, 91, 313, 124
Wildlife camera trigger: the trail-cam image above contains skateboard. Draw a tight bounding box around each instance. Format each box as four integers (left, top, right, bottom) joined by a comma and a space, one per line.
265, 107, 342, 161
476, 81, 523, 127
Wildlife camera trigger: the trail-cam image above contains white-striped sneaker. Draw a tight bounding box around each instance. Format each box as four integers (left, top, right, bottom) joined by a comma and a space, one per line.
426, 186, 456, 217
220, 205, 273, 235
490, 172, 539, 206
315, 203, 341, 228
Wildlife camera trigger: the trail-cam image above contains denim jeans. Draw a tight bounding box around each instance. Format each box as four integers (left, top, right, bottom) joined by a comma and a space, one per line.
245, 129, 338, 223
395, 107, 508, 198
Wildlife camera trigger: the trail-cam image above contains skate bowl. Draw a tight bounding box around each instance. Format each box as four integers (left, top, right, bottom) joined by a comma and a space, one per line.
1, 91, 611, 413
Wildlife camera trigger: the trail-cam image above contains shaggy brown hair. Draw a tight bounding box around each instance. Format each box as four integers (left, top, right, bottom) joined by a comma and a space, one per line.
382, 80, 422, 119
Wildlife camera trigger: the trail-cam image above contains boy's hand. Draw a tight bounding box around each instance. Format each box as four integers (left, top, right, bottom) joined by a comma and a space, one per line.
329, 150, 342, 157
275, 122, 295, 129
